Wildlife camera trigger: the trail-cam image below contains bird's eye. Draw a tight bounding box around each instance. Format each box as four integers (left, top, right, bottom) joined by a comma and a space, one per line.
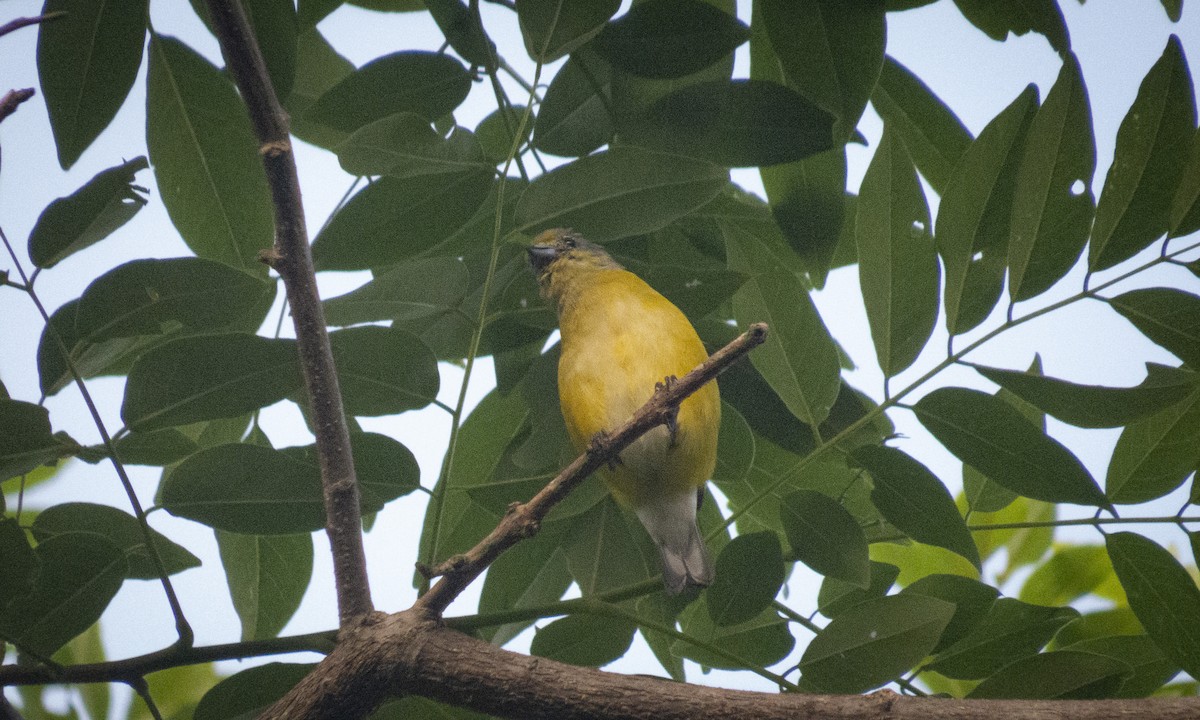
562, 236, 577, 249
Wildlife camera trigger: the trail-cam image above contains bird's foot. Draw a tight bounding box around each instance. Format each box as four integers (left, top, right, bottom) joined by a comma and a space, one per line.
589, 429, 622, 470
655, 375, 681, 447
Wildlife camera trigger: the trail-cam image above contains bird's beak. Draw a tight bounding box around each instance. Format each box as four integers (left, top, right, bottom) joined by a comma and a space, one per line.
527, 244, 558, 273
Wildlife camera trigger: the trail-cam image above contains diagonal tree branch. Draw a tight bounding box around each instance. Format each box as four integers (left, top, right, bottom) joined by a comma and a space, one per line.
203, 0, 372, 624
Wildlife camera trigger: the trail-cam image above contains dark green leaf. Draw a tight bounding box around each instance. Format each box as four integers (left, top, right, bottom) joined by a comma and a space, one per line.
216, 531, 313, 641
901, 574, 999, 652
475, 106, 532, 165
28, 157, 149, 268
591, 0, 748, 79
0, 518, 38, 610
0, 399, 74, 481
706, 531, 785, 627
475, 526, 573, 646
189, 0, 297, 100
974, 362, 1196, 428
968, 650, 1132, 699
1067, 635, 1180, 698
927, 597, 1079, 679
1106, 386, 1200, 504
1091, 37, 1196, 271
32, 502, 199, 579
674, 602, 795, 670
37, 0, 148, 168
938, 87, 1036, 335
312, 172, 495, 270
514, 146, 727, 241
762, 0, 885, 140
761, 149, 847, 287
1019, 545, 1112, 606
0, 534, 125, 658
1109, 289, 1200, 369
854, 446, 979, 569
818, 561, 899, 619
779, 489, 870, 587
970, 497, 1055, 583
1170, 127, 1200, 238
194, 663, 315, 720
799, 594, 955, 693
515, 0, 619, 62
147, 35, 273, 275
952, 0, 1069, 53
564, 499, 654, 595
856, 128, 939, 376
624, 80, 834, 167
283, 432, 421, 513
329, 326, 439, 416
122, 334, 301, 431
871, 56, 972, 194
914, 387, 1111, 509
425, 0, 494, 65
1108, 531, 1200, 679
620, 259, 745, 321
324, 257, 471, 326
286, 28, 355, 149
732, 270, 841, 427
76, 258, 274, 344
112, 428, 200, 466
304, 51, 471, 133
533, 51, 614, 157
335, 114, 491, 178
530, 613, 636, 667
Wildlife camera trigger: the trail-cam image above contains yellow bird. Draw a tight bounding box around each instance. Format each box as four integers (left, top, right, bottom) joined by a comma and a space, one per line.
528, 228, 720, 594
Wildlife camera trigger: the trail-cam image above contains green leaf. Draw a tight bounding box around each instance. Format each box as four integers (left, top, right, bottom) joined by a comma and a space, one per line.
927, 597, 1078, 679
1109, 289, 1200, 369
329, 326, 439, 416
0, 399, 74, 481
1170, 127, 1200, 238
514, 146, 727, 241
974, 362, 1196, 428
121, 333, 301, 431
937, 86, 1037, 335
855, 128, 939, 377
624, 80, 835, 167
285, 432, 421, 513
0, 518, 38, 610
1106, 385, 1200, 504
476, 526, 573, 646
324, 257, 470, 327
530, 613, 636, 667
871, 56, 973, 194
762, 0, 885, 140
515, 0, 619, 62
1091, 36, 1197, 271
706, 531, 785, 627
1067, 634, 1180, 698
854, 446, 980, 569
1108, 532, 1200, 680
286, 28, 355, 149
970, 497, 1055, 583
147, 34, 274, 276
674, 601, 795, 670
31, 502, 199, 580
533, 51, 614, 157
334, 114, 491, 178
760, 149, 847, 287
1020, 545, 1112, 606
216, 531, 313, 641
1008, 52, 1097, 301
799, 594, 955, 693
901, 574, 999, 652
28, 157, 149, 268
564, 498, 654, 595
952, 0, 1069, 54
37, 0, 148, 168
312, 172, 495, 270
779, 489, 870, 587
591, 0, 748, 79
425, 0, 494, 65
732, 270, 841, 427
75, 258, 274, 344
304, 51, 472, 133
914, 387, 1111, 509
968, 650, 1132, 699
194, 662, 315, 720
817, 561, 899, 619
475, 106, 532, 165
0, 534, 126, 658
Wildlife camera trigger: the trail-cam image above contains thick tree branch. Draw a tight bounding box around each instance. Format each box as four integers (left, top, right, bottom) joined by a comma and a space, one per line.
414, 322, 769, 616
204, 0, 372, 624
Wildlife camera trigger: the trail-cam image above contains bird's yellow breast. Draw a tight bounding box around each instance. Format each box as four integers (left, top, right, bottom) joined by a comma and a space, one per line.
555, 267, 720, 508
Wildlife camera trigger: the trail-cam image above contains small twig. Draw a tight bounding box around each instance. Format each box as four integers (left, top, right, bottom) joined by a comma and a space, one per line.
0, 12, 65, 39
0, 88, 34, 124
204, 0, 373, 624
415, 323, 769, 617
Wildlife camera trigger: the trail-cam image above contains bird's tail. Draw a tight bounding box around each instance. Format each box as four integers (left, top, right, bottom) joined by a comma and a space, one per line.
634, 492, 714, 595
